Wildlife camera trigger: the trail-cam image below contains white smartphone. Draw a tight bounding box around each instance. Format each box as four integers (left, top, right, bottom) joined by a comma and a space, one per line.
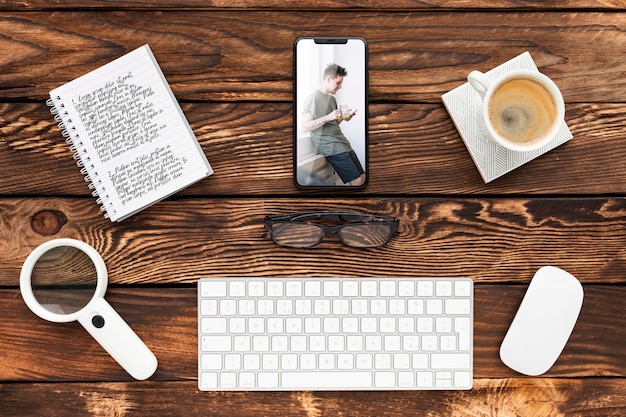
294, 37, 368, 188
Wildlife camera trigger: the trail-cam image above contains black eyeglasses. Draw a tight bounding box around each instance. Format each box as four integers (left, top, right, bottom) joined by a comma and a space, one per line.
264, 211, 399, 248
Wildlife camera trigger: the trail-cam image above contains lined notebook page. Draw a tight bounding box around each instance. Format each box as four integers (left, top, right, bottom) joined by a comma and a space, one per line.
50, 44, 212, 221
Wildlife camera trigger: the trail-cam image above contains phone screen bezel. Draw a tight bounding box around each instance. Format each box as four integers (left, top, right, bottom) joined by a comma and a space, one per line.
293, 37, 368, 189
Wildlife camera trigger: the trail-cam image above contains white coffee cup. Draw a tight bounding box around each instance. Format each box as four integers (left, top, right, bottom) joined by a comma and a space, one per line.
468, 69, 565, 152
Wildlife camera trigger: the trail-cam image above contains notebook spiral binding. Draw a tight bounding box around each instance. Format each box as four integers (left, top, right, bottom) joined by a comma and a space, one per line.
46, 97, 115, 219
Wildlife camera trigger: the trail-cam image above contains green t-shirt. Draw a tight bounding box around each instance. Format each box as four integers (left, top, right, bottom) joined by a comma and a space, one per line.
302, 90, 352, 156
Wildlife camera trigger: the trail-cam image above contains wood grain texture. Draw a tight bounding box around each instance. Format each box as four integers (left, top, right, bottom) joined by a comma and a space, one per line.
2, 102, 626, 196
1, 3, 625, 415
1, 379, 625, 416
0, 12, 623, 103
2, 286, 624, 382
1, 197, 625, 286
0, 0, 624, 10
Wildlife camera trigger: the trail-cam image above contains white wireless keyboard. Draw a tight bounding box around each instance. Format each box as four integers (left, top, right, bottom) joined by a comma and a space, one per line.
198, 277, 473, 391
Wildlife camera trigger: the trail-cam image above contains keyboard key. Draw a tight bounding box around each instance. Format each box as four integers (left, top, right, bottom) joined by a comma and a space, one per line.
362, 281, 377, 296
248, 281, 265, 297
239, 372, 255, 388
285, 281, 302, 296
417, 281, 433, 297
375, 353, 391, 369
258, 300, 274, 315
267, 281, 284, 296
201, 299, 218, 315
258, 372, 279, 388
436, 280, 452, 296
239, 300, 255, 316
431, 353, 471, 369
342, 281, 359, 296
323, 281, 340, 296
300, 353, 317, 370
375, 371, 395, 388
201, 354, 221, 370
262, 353, 279, 370
282, 372, 373, 389
220, 372, 237, 388
332, 299, 349, 315
356, 353, 372, 369
201, 317, 226, 334
201, 372, 218, 389
347, 335, 363, 351
454, 371, 472, 388
327, 335, 343, 351
379, 281, 396, 296
398, 281, 415, 296
417, 371, 433, 388
295, 299, 311, 315
337, 353, 354, 369
233, 335, 250, 351
229, 281, 246, 297
230, 317, 246, 334
201, 281, 226, 297
305, 281, 321, 297
393, 353, 410, 369
314, 299, 331, 315
253, 335, 269, 351
426, 299, 443, 315
398, 371, 414, 387
219, 299, 236, 315
412, 353, 429, 369
277, 300, 293, 315
445, 299, 471, 315
224, 354, 241, 370
454, 281, 472, 297
243, 354, 260, 370
455, 317, 472, 351
202, 335, 231, 352
319, 353, 335, 369
282, 354, 298, 370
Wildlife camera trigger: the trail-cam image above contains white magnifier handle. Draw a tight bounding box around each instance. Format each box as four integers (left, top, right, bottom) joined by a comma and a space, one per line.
77, 297, 158, 380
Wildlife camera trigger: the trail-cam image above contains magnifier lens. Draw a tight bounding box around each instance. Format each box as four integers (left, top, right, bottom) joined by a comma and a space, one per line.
22, 239, 158, 380
31, 246, 98, 315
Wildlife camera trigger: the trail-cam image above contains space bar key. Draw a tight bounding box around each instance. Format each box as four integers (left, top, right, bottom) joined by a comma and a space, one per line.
282, 372, 373, 389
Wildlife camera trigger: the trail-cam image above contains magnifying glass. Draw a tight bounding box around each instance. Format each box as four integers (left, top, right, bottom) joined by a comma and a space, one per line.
20, 238, 158, 380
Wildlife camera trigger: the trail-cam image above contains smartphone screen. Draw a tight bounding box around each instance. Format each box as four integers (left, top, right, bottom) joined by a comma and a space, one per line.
294, 37, 368, 188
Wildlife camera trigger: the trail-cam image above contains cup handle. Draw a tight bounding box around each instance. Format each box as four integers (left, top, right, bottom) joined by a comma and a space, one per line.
78, 297, 158, 380
467, 70, 492, 99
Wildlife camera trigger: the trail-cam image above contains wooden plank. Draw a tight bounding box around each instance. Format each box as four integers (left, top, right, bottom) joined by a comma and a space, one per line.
0, 379, 624, 416
0, 12, 623, 103
0, 0, 624, 11
1, 285, 625, 382
2, 102, 626, 196
1, 197, 625, 285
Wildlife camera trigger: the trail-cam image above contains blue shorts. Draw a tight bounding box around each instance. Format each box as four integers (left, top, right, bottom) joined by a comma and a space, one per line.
325, 150, 365, 184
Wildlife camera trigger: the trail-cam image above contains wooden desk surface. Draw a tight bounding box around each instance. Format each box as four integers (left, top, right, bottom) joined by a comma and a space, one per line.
1, 1, 625, 415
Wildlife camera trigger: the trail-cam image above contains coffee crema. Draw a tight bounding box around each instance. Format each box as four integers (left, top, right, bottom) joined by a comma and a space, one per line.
488, 77, 558, 145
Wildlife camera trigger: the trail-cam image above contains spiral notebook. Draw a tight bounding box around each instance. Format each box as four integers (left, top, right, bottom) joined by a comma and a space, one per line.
47, 44, 213, 222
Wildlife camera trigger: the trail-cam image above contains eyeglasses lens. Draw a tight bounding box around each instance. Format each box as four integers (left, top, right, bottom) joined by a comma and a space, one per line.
270, 223, 323, 247
339, 224, 393, 247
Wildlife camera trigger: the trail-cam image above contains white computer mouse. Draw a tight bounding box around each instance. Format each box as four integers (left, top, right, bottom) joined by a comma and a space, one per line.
499, 266, 584, 376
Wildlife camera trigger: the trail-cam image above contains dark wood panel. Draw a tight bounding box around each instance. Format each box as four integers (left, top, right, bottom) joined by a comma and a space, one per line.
1, 285, 624, 382
1, 197, 625, 286
0, 12, 624, 102
1, 0, 624, 11
2, 102, 626, 196
1, 378, 625, 417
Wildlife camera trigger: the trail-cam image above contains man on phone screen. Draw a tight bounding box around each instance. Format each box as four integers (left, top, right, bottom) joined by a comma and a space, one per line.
302, 63, 366, 186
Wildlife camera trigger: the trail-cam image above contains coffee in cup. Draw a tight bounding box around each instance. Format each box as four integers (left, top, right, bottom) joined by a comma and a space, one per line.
468, 69, 565, 152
